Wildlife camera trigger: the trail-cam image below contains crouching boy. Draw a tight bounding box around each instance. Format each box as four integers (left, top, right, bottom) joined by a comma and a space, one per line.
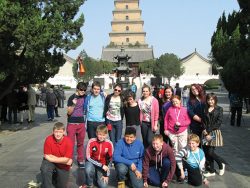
175, 134, 209, 186
143, 134, 176, 188
113, 126, 144, 188
40, 122, 73, 188
83, 124, 114, 188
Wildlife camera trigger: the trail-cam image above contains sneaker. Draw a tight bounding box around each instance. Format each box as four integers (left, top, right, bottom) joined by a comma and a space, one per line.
203, 172, 216, 177
78, 161, 85, 168
177, 177, 184, 184
219, 163, 225, 176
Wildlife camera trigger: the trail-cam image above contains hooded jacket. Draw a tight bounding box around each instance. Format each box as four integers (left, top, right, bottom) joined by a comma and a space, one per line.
142, 142, 176, 184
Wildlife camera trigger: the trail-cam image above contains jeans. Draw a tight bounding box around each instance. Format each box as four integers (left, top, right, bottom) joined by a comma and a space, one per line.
141, 121, 154, 148
8, 106, 17, 123
67, 123, 85, 162
47, 105, 55, 120
115, 163, 143, 188
87, 121, 105, 139
40, 159, 70, 188
148, 158, 171, 186
85, 161, 108, 188
106, 119, 123, 146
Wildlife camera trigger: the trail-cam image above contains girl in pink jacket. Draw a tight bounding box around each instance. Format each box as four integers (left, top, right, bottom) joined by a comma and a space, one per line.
164, 95, 191, 155
138, 85, 159, 148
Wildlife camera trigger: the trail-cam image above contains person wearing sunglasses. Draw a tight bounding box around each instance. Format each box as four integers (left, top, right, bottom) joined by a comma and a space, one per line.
67, 82, 87, 168
104, 83, 124, 146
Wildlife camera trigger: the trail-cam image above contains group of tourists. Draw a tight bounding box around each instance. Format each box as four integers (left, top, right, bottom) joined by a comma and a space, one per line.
40, 81, 227, 188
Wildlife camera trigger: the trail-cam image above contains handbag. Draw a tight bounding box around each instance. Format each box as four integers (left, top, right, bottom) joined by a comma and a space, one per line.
209, 129, 223, 147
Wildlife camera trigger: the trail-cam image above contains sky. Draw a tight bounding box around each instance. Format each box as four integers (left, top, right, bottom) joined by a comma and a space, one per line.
67, 0, 240, 60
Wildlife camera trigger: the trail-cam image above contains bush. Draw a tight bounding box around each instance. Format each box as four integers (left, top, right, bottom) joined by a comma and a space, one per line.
63, 86, 71, 90
204, 79, 221, 90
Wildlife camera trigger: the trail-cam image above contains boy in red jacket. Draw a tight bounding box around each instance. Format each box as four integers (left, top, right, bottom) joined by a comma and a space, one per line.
82, 124, 113, 188
143, 134, 176, 188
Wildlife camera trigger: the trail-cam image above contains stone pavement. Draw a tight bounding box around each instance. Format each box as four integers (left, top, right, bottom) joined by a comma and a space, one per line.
0, 89, 250, 188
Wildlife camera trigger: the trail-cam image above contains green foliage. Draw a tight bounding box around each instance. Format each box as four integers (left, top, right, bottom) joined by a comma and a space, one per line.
153, 53, 184, 85
139, 59, 156, 74
0, 0, 85, 99
211, 1, 250, 96
204, 79, 220, 90
73, 50, 115, 82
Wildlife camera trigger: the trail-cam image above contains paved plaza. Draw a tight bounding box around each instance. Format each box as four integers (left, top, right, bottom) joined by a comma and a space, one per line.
0, 89, 250, 188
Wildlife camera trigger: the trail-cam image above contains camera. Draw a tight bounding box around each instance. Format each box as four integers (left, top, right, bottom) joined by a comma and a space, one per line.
174, 123, 180, 132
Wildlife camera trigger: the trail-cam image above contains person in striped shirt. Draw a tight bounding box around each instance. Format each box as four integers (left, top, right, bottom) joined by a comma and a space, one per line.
175, 134, 209, 186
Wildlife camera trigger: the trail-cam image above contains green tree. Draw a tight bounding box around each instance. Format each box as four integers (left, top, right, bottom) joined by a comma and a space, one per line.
211, 0, 250, 96
73, 50, 114, 82
139, 59, 156, 74
0, 0, 85, 100
153, 53, 184, 85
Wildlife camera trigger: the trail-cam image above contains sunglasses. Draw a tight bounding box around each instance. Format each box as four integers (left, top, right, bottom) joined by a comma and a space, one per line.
114, 89, 121, 92
78, 88, 86, 91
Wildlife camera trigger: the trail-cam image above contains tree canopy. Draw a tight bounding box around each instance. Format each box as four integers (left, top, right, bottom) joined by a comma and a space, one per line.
153, 53, 184, 85
211, 0, 250, 96
73, 50, 115, 83
0, 0, 85, 100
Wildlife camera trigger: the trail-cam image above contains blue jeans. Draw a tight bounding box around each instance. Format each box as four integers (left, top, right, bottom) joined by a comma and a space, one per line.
148, 158, 171, 186
115, 163, 143, 188
85, 161, 108, 188
47, 105, 55, 120
107, 119, 123, 146
40, 159, 69, 188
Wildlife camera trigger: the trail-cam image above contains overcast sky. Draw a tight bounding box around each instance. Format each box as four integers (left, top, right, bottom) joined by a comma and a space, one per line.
67, 0, 240, 60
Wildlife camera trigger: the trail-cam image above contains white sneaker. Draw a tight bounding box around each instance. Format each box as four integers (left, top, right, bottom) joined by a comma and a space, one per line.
219, 163, 225, 176
204, 172, 216, 177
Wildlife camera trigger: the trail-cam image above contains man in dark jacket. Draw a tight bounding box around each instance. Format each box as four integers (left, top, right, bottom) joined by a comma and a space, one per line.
143, 134, 176, 188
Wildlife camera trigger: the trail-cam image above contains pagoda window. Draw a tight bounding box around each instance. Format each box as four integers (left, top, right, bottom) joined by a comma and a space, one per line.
126, 26, 129, 31
126, 15, 129, 20
126, 38, 129, 42
126, 5, 128, 9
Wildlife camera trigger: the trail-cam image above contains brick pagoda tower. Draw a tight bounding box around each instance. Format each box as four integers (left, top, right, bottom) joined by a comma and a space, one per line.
101, 0, 154, 76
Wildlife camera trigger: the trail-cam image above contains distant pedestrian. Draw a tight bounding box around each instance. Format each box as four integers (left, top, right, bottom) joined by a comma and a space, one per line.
229, 92, 243, 126
17, 86, 28, 124
182, 86, 189, 107
130, 81, 137, 96
84, 81, 105, 139
104, 83, 124, 146
67, 82, 87, 168
27, 85, 37, 123
174, 83, 182, 98
202, 93, 225, 177
40, 122, 73, 188
138, 85, 159, 148
6, 89, 19, 124
46, 87, 57, 121
187, 84, 206, 141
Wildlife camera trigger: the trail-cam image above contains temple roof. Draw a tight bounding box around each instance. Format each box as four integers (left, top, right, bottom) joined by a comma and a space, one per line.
181, 49, 210, 63
101, 47, 154, 63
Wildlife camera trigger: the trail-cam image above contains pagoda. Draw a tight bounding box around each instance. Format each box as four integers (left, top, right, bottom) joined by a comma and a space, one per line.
101, 0, 154, 76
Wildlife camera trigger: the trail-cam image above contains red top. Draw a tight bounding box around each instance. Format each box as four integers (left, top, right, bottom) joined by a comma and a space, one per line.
86, 138, 113, 168
44, 135, 73, 171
